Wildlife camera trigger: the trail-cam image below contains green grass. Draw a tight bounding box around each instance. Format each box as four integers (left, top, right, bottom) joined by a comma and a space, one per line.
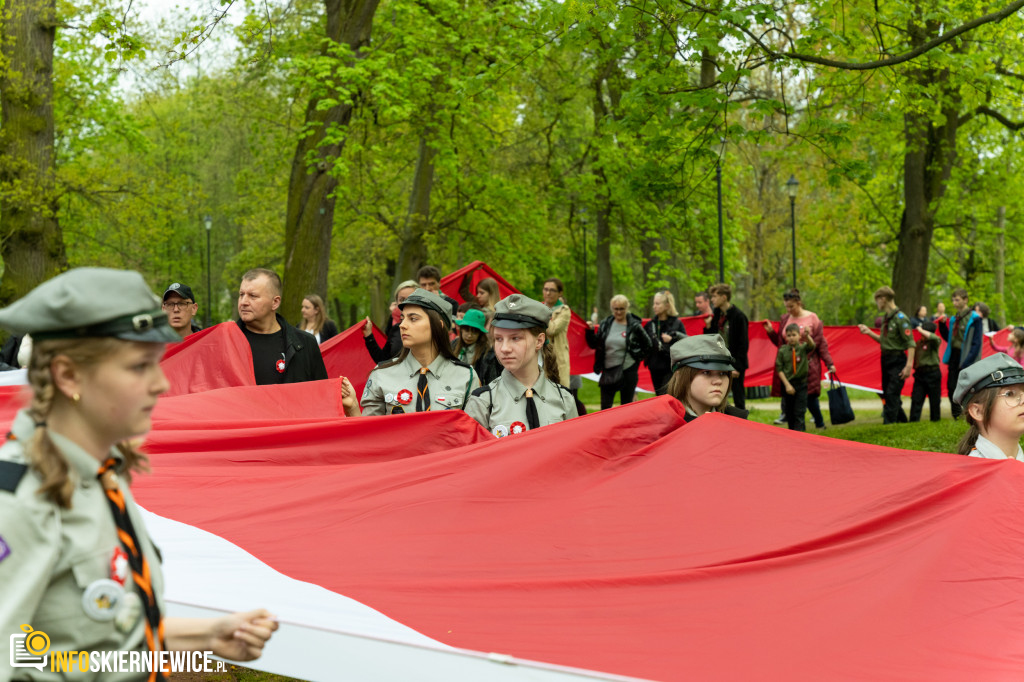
579, 378, 966, 453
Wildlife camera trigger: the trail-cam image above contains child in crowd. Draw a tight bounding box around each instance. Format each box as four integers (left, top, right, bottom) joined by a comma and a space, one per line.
910, 321, 943, 422
988, 326, 1024, 364
775, 323, 815, 431
452, 308, 491, 369
954, 353, 1024, 461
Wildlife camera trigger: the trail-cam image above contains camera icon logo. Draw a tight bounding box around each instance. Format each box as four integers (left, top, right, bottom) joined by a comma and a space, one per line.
10, 624, 49, 671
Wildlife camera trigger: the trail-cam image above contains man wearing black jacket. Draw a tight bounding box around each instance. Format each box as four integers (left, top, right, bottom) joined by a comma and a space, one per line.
236, 268, 328, 385
705, 283, 750, 409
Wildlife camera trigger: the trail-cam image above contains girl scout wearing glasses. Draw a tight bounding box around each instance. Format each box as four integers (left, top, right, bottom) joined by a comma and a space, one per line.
354, 288, 479, 416
954, 353, 1024, 461
0, 268, 277, 681
464, 295, 577, 437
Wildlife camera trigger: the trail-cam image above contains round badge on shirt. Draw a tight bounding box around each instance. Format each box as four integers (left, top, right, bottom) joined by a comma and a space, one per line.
82, 579, 124, 621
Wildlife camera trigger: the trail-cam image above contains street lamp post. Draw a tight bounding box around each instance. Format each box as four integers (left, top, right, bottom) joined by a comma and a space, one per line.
715, 138, 726, 283
785, 175, 799, 290
204, 215, 212, 328
716, 159, 724, 283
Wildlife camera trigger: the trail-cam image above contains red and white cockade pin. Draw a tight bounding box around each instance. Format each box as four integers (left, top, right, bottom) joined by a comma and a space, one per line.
276, 358, 286, 373
509, 421, 527, 435
397, 389, 413, 405
110, 547, 129, 586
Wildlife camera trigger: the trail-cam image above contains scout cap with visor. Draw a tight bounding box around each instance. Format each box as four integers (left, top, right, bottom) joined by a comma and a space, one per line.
0, 267, 180, 343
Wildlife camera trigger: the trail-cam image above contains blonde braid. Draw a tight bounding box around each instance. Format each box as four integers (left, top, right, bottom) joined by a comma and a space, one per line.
26, 343, 74, 508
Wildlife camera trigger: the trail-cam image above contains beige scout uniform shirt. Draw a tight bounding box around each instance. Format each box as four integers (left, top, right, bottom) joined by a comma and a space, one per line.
0, 410, 165, 682
360, 352, 479, 416
969, 435, 1024, 461
464, 369, 578, 436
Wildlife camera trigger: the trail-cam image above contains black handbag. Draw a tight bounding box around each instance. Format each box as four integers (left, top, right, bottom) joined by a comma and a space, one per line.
599, 364, 624, 387
827, 374, 855, 425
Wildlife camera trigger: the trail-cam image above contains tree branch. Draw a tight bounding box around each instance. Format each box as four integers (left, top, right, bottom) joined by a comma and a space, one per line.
730, 0, 1024, 71
974, 105, 1024, 130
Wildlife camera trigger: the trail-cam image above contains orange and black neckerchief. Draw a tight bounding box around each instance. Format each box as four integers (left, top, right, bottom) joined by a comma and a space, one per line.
97, 457, 168, 682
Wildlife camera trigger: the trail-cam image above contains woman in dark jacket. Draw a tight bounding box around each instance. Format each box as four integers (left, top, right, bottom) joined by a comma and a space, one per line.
585, 295, 653, 410
644, 289, 687, 395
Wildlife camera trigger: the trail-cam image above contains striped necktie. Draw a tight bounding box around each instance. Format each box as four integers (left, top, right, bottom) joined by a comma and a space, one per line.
97, 457, 167, 682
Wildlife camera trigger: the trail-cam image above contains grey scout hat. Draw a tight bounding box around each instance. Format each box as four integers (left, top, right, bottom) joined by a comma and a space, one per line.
398, 288, 453, 329
953, 352, 1024, 406
670, 334, 735, 372
492, 294, 551, 329
0, 267, 180, 343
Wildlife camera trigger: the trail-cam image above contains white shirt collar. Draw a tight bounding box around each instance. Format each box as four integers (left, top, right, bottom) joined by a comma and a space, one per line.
970, 435, 1024, 461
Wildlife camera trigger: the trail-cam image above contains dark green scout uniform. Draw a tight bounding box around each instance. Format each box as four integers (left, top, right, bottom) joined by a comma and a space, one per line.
879, 308, 916, 424
775, 340, 815, 432
910, 329, 941, 422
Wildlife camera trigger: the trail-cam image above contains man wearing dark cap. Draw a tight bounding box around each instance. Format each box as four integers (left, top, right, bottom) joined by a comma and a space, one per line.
162, 282, 202, 339
236, 268, 328, 385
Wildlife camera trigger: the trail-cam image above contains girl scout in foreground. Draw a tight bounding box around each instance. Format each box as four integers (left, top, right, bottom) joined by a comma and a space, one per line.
0, 268, 277, 681
356, 288, 479, 415
465, 295, 577, 436
665, 335, 749, 422
954, 353, 1024, 460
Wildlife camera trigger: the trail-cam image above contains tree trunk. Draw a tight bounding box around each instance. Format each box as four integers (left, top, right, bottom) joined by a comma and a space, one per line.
281, 0, 380, 322
890, 18, 959, 313
0, 0, 67, 304
391, 135, 436, 293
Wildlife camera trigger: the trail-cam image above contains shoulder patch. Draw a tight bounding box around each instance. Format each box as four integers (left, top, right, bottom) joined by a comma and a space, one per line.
471, 385, 492, 398
0, 460, 28, 493
451, 358, 473, 371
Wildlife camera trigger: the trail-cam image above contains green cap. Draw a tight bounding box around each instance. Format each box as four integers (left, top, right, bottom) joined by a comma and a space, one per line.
398, 288, 453, 329
670, 334, 735, 372
0, 267, 180, 343
492, 294, 551, 329
954, 353, 1024, 405
455, 308, 488, 334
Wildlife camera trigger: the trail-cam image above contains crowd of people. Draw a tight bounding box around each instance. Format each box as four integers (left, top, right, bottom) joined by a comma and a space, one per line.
2, 264, 1023, 680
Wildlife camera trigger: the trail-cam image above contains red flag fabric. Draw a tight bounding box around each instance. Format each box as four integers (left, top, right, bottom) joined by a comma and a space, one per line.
128, 396, 1024, 681
319, 320, 387, 397
161, 322, 256, 397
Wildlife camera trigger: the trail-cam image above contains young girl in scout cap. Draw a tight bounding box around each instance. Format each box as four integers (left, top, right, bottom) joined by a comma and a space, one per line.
954, 353, 1024, 460
464, 294, 577, 437
665, 335, 749, 422
356, 288, 479, 416
0, 268, 277, 680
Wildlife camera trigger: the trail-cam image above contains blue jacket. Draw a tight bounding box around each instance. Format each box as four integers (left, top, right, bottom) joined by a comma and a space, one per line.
940, 309, 982, 369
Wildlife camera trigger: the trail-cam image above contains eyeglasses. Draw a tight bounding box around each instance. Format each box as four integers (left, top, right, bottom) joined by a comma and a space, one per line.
162, 301, 194, 311
612, 307, 627, 312
998, 388, 1024, 408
